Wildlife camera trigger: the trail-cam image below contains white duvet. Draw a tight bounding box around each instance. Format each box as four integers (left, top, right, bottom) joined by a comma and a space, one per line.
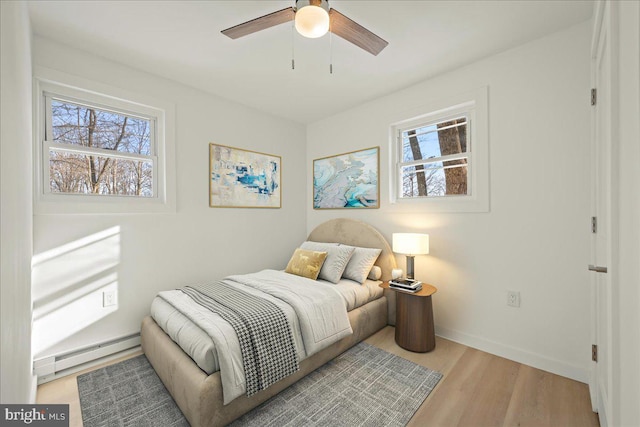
155, 269, 353, 404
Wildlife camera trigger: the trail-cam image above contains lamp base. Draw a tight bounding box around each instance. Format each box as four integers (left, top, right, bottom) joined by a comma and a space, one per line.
406, 255, 415, 279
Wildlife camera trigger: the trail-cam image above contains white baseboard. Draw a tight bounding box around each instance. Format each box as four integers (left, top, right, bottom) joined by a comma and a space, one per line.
435, 325, 589, 383
36, 346, 141, 385
34, 333, 141, 384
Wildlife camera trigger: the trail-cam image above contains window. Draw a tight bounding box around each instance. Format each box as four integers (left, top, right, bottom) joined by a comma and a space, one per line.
45, 97, 156, 197
390, 86, 489, 212
34, 71, 175, 214
397, 116, 469, 198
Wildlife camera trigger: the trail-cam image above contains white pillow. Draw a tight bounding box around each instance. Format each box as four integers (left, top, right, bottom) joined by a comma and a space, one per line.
368, 265, 382, 281
341, 246, 382, 284
301, 241, 354, 283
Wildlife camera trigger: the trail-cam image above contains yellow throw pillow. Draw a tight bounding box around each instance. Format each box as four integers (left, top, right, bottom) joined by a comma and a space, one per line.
285, 248, 328, 280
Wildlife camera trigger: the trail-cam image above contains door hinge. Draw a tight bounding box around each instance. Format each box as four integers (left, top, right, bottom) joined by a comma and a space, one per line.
591, 88, 597, 106
592, 344, 598, 362
592, 216, 598, 233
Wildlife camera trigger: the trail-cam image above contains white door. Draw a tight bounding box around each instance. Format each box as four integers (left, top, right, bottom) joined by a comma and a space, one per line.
590, 2, 614, 426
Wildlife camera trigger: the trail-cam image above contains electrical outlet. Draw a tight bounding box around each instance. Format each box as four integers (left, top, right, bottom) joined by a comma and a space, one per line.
103, 290, 117, 307
507, 290, 520, 308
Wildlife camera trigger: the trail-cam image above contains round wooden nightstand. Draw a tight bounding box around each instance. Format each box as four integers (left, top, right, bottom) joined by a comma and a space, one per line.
380, 281, 437, 352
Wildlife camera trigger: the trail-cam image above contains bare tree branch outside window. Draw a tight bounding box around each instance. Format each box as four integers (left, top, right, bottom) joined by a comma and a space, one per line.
49, 100, 153, 197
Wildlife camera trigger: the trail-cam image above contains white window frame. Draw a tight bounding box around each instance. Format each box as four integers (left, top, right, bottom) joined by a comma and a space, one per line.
389, 86, 489, 213
395, 113, 471, 199
34, 67, 176, 214
43, 93, 159, 198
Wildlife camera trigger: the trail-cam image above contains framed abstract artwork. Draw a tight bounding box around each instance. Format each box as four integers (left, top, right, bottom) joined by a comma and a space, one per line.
313, 146, 379, 209
209, 143, 281, 208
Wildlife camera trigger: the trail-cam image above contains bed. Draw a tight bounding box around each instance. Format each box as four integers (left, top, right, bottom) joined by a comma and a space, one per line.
140, 218, 398, 427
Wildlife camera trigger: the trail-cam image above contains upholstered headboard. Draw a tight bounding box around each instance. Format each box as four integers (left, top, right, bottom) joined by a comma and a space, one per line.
307, 218, 397, 282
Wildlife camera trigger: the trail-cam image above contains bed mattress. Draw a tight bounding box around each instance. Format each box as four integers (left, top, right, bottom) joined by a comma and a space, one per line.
150, 276, 383, 374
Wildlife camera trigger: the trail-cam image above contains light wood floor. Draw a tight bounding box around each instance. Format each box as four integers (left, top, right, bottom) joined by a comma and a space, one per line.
37, 326, 599, 427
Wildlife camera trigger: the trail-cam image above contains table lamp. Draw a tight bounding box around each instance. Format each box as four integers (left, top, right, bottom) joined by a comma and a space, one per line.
392, 233, 429, 279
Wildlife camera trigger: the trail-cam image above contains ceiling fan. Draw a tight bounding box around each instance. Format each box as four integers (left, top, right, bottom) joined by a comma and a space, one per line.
221, 0, 388, 56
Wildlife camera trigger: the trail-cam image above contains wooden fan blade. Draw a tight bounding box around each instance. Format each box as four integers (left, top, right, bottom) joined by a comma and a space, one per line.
329, 9, 388, 56
221, 7, 295, 39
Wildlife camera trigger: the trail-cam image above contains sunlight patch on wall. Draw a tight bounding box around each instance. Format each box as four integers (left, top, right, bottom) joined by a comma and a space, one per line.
32, 226, 121, 358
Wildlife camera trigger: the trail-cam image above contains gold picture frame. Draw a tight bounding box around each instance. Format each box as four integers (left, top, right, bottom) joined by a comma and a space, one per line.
209, 143, 281, 208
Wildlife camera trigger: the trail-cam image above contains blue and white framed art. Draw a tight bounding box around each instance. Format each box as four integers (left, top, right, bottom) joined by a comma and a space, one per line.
313, 146, 379, 209
209, 143, 281, 208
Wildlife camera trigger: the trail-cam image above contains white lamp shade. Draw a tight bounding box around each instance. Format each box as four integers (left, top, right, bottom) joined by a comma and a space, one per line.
392, 233, 429, 255
295, 4, 330, 38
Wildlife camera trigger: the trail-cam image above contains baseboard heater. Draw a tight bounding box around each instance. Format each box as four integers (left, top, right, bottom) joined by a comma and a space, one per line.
33, 333, 141, 384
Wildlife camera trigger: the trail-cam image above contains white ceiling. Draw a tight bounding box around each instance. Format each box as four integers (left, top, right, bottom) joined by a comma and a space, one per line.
27, 1, 594, 124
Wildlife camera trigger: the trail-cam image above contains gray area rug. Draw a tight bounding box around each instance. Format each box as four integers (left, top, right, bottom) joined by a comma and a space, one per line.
77, 354, 188, 427
78, 342, 442, 427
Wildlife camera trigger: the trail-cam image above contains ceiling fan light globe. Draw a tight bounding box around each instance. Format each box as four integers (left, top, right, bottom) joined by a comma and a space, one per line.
295, 5, 330, 38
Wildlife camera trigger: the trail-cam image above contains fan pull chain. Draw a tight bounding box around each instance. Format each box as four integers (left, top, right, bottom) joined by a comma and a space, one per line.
291, 21, 296, 70
329, 21, 333, 74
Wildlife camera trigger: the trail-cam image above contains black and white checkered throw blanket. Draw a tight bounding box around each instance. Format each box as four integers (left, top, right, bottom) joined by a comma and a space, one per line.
181, 281, 299, 396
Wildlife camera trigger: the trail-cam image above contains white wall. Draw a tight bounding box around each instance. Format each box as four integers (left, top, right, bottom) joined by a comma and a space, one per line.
307, 22, 592, 382
614, 1, 640, 425
0, 1, 35, 403
31, 38, 307, 359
